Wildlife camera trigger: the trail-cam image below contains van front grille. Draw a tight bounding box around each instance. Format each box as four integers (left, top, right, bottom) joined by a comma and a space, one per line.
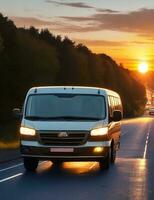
38, 131, 89, 146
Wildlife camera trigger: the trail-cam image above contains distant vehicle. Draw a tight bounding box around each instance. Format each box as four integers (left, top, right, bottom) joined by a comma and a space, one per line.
13, 86, 123, 171
149, 107, 154, 115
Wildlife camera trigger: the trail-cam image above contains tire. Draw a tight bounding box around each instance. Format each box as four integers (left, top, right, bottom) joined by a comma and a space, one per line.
111, 143, 116, 164
99, 147, 111, 170
23, 157, 38, 171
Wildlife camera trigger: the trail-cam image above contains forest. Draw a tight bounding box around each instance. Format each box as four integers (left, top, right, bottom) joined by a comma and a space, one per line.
0, 13, 147, 128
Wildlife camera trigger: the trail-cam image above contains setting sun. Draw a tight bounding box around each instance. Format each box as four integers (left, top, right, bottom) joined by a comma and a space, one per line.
138, 62, 149, 74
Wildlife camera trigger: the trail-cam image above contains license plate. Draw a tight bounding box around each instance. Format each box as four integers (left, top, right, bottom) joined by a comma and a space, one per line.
50, 148, 74, 152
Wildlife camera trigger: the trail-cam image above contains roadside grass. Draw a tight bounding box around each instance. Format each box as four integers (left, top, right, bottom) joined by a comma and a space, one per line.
0, 121, 20, 149
0, 141, 19, 149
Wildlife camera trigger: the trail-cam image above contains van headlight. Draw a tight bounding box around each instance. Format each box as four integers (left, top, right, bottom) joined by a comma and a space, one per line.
20, 127, 36, 136
90, 127, 108, 136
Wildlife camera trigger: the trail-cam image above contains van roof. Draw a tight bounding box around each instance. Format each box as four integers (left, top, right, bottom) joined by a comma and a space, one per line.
27, 86, 120, 97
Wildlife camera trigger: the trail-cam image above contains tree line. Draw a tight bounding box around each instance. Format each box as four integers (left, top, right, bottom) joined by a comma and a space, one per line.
0, 13, 146, 126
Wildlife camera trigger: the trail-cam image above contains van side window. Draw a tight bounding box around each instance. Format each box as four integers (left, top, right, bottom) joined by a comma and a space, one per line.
108, 96, 112, 117
114, 97, 118, 110
117, 98, 120, 110
111, 96, 115, 112
108, 96, 114, 121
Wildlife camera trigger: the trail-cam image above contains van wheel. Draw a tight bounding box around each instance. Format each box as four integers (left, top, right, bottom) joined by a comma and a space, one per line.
23, 157, 38, 171
111, 144, 116, 164
99, 147, 111, 170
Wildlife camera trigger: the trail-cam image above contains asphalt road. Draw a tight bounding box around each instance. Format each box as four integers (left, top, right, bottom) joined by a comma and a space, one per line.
0, 117, 154, 200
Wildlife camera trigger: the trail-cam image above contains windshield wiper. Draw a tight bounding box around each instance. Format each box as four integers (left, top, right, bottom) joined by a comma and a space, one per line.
54, 116, 102, 120
25, 116, 102, 121
25, 116, 48, 120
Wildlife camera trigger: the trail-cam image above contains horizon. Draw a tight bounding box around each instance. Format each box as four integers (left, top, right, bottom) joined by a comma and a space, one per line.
1, 0, 154, 71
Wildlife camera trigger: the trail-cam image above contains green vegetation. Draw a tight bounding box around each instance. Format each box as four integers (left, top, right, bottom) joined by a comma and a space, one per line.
0, 13, 147, 144
0, 34, 3, 52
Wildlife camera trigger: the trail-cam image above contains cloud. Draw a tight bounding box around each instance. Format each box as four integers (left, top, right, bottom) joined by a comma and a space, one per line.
75, 39, 125, 46
10, 16, 69, 30
10, 16, 90, 33
59, 16, 93, 22
11, 16, 52, 27
96, 8, 119, 13
74, 39, 152, 47
45, 1, 119, 13
130, 40, 152, 45
11, 8, 154, 39
50, 23, 101, 33
59, 8, 154, 37
45, 1, 94, 9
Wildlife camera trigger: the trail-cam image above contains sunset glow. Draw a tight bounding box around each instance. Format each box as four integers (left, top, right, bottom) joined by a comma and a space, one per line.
138, 62, 149, 74
1, 0, 154, 71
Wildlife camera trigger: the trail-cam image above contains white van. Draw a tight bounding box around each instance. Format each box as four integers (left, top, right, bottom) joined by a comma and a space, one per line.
13, 86, 123, 171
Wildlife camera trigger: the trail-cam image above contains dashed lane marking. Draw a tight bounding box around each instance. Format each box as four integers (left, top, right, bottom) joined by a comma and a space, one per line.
0, 173, 23, 183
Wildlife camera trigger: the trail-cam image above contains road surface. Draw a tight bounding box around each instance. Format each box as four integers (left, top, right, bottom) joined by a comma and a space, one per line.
0, 117, 154, 200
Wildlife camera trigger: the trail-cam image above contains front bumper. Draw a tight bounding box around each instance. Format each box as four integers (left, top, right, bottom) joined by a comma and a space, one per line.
21, 141, 110, 161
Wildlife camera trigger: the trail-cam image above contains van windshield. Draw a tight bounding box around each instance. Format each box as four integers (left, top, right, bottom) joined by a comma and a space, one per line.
25, 94, 106, 120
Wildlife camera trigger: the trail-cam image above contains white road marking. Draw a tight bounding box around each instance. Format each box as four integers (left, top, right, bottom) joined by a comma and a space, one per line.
0, 161, 48, 183
143, 125, 151, 159
0, 160, 47, 173
0, 173, 23, 183
143, 132, 150, 159
0, 163, 23, 172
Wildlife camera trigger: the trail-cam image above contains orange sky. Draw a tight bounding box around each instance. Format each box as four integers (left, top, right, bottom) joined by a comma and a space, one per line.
1, 0, 154, 71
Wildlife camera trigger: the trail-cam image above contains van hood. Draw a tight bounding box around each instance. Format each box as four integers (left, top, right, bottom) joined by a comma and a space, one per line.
22, 119, 106, 131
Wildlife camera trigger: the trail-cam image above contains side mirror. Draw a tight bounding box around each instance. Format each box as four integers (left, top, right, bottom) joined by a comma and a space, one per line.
113, 110, 122, 121
12, 108, 23, 120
